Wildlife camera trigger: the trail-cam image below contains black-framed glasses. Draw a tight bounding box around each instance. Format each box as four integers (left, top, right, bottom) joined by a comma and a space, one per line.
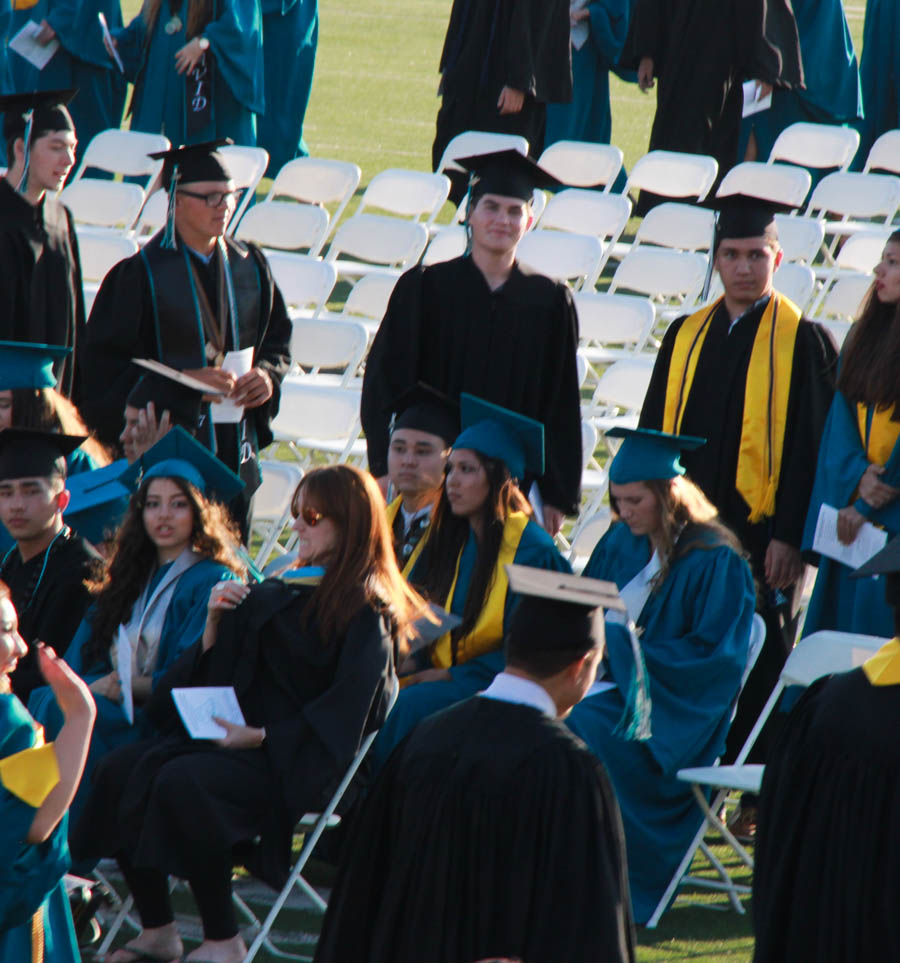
177, 188, 237, 207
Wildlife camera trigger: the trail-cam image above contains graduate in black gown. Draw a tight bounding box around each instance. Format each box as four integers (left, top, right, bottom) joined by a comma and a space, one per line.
361, 150, 582, 536
78, 140, 292, 536
433, 0, 572, 202
752, 534, 900, 963
638, 195, 836, 774
0, 91, 85, 399
314, 566, 635, 963
0, 430, 100, 703
71, 464, 426, 963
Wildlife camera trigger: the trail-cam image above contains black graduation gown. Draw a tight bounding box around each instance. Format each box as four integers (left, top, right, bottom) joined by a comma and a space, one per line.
71, 580, 396, 890
621, 0, 803, 205
0, 178, 86, 398
314, 696, 635, 963
3, 529, 100, 702
360, 256, 583, 515
753, 668, 900, 962
639, 298, 837, 757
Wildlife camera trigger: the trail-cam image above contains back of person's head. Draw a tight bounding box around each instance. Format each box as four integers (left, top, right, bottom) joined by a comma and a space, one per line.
505, 595, 603, 679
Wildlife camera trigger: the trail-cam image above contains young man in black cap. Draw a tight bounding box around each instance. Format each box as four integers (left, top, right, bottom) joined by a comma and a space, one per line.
314, 566, 635, 963
0, 90, 85, 398
0, 429, 100, 702
361, 150, 582, 537
639, 193, 837, 788
79, 140, 292, 535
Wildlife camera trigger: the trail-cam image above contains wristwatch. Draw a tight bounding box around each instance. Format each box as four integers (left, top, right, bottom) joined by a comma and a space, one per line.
197, 36, 210, 50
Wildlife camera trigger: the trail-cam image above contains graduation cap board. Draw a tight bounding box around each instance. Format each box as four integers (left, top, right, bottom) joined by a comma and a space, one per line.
129, 359, 224, 433
455, 149, 561, 202
0, 90, 76, 194
606, 426, 706, 486
118, 425, 244, 505
0, 428, 85, 482
455, 393, 544, 481
390, 382, 459, 448
0, 341, 71, 390
63, 459, 131, 545
506, 563, 626, 613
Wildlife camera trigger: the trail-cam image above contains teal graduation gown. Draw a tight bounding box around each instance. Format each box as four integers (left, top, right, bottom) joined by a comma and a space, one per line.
801, 392, 900, 639
372, 518, 571, 770
0, 694, 79, 963
114, 0, 264, 146
567, 521, 755, 924
855, 0, 900, 167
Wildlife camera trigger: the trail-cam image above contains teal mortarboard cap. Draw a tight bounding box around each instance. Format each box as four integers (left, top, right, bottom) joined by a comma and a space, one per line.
454, 394, 544, 480
118, 426, 244, 504
607, 427, 706, 485
63, 459, 131, 545
0, 341, 72, 390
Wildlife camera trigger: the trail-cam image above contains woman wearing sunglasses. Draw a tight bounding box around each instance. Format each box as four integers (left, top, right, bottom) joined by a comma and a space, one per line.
71, 463, 426, 963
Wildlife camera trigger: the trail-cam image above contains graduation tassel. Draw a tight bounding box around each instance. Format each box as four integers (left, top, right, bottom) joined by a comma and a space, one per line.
613, 622, 652, 741
16, 110, 34, 195
161, 163, 179, 250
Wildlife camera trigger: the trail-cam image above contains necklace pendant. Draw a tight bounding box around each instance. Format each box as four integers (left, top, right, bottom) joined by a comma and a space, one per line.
164, 14, 183, 34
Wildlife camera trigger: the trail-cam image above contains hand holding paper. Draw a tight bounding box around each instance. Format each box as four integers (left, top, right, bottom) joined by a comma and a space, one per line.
172, 686, 246, 739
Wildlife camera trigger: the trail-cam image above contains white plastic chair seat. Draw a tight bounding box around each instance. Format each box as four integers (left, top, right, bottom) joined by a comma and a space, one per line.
814, 274, 871, 322
219, 144, 269, 232
608, 248, 708, 308
625, 150, 719, 201
422, 225, 467, 266
336, 272, 398, 326
515, 230, 604, 288
357, 168, 450, 225
863, 129, 900, 175
717, 161, 812, 208
61, 180, 145, 230
77, 232, 139, 283
436, 130, 529, 174
70, 128, 170, 189
575, 292, 655, 366
234, 200, 329, 253
270, 379, 363, 465
264, 252, 336, 318
768, 122, 860, 171
326, 214, 428, 276
774, 214, 824, 264
817, 319, 852, 348
288, 317, 369, 386
613, 201, 715, 263
678, 764, 765, 794
538, 140, 623, 189
536, 190, 630, 277
806, 171, 900, 226
772, 262, 816, 311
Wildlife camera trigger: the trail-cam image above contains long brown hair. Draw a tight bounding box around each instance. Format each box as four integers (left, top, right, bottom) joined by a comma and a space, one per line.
0, 580, 11, 695
83, 475, 244, 667
141, 0, 213, 40
417, 453, 531, 662
291, 465, 427, 647
11, 387, 113, 467
836, 231, 900, 418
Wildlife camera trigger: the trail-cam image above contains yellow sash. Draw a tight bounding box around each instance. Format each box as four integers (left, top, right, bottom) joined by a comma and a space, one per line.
0, 729, 59, 809
863, 639, 900, 686
431, 511, 530, 668
663, 293, 801, 522
386, 496, 430, 578
856, 404, 900, 467
13, 0, 39, 9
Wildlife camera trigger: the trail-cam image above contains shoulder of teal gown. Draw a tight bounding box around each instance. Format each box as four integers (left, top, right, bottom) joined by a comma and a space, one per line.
513, 518, 572, 573
583, 520, 651, 586
65, 446, 98, 476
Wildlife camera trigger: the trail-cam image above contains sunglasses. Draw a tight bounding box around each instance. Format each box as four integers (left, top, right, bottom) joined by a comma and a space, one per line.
294, 505, 327, 527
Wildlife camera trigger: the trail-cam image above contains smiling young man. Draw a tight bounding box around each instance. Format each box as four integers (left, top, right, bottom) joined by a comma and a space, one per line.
0, 429, 100, 702
361, 150, 583, 537
0, 90, 85, 399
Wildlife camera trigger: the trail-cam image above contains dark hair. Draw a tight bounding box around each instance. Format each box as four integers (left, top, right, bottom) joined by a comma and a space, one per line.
141, 0, 212, 40
291, 465, 426, 647
11, 387, 113, 467
0, 579, 10, 694
835, 230, 900, 417
417, 452, 531, 664
505, 598, 602, 678
83, 475, 245, 667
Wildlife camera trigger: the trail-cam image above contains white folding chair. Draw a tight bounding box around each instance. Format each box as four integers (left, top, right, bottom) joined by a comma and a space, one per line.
624, 150, 719, 202
355, 168, 451, 227
288, 317, 369, 387
60, 179, 146, 233
717, 161, 812, 209
767, 122, 860, 172
607, 248, 708, 320
265, 252, 337, 320
219, 144, 269, 233
863, 129, 900, 175
324, 214, 428, 280
565, 507, 612, 571
265, 157, 362, 255
78, 232, 139, 283
133, 189, 168, 242
69, 128, 170, 192
234, 200, 330, 254
622, 202, 715, 264
535, 189, 630, 274
578, 420, 610, 518
249, 460, 304, 567
648, 629, 888, 927
773, 214, 824, 264
805, 171, 900, 259
575, 291, 655, 369
329, 272, 399, 337
422, 224, 467, 266
772, 262, 816, 311
811, 273, 871, 323
269, 378, 365, 466
817, 318, 853, 348
586, 357, 655, 435
515, 229, 605, 289
537, 140, 624, 190
435, 130, 529, 175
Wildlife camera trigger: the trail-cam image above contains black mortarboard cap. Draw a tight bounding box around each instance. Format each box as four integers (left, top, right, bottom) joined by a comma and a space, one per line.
851, 534, 900, 578
0, 89, 76, 143
126, 366, 205, 433
456, 149, 561, 202
391, 382, 459, 447
148, 138, 233, 190
0, 428, 85, 482
710, 192, 798, 252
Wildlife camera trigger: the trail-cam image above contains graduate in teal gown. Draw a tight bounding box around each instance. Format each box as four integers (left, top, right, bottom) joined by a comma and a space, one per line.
738, 0, 861, 164
257, 0, 316, 174
802, 240, 900, 639
566, 428, 755, 924
854, 0, 900, 168
373, 396, 571, 770
112, 0, 264, 146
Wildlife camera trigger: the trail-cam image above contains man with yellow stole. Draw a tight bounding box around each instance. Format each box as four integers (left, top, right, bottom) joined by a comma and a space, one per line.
638, 193, 837, 787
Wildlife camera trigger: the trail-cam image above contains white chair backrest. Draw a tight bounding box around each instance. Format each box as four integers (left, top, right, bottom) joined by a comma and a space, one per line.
536, 189, 631, 241
422, 224, 467, 265
234, 200, 329, 252
625, 150, 719, 200
581, 419, 598, 470
741, 614, 767, 687
538, 140, 624, 189
567, 508, 612, 563
61, 180, 145, 230
133, 188, 168, 238
781, 631, 888, 687
253, 460, 304, 522
357, 168, 450, 225
264, 251, 337, 316
325, 214, 428, 269
77, 232, 139, 282
834, 229, 893, 272
818, 274, 872, 321
436, 130, 529, 174
574, 291, 655, 351
515, 230, 604, 288
219, 144, 269, 231
575, 349, 589, 388
609, 247, 708, 303
717, 161, 812, 208
806, 171, 900, 223
774, 214, 824, 263
773, 262, 816, 311
271, 378, 361, 440
340, 272, 398, 322
817, 318, 853, 348
863, 129, 900, 175
70, 129, 170, 188
289, 317, 369, 385
632, 201, 715, 251
768, 122, 860, 171
591, 357, 655, 412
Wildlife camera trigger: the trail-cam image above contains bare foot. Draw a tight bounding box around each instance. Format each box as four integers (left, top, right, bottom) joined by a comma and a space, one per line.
185, 934, 248, 963
104, 925, 182, 963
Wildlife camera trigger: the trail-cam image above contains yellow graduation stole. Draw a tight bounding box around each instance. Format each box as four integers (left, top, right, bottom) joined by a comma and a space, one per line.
856, 404, 900, 468
385, 496, 430, 578
863, 639, 900, 686
0, 728, 59, 809
431, 511, 530, 669
663, 293, 802, 522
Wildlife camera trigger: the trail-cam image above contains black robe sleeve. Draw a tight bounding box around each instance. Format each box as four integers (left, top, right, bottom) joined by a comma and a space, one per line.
65, 206, 87, 403
505, 0, 572, 104
620, 0, 666, 69
736, 0, 803, 89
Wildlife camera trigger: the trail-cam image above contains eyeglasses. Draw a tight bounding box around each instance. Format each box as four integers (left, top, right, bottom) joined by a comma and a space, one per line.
293, 505, 327, 527
177, 188, 237, 207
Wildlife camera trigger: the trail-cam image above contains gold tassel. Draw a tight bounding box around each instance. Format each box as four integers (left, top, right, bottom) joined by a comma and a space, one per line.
748, 477, 778, 524
31, 908, 44, 963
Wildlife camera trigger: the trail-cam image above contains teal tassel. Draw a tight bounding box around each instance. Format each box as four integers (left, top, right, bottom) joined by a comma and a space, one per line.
236, 546, 265, 584
613, 623, 652, 741
161, 163, 179, 250
462, 171, 475, 257
16, 110, 34, 195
